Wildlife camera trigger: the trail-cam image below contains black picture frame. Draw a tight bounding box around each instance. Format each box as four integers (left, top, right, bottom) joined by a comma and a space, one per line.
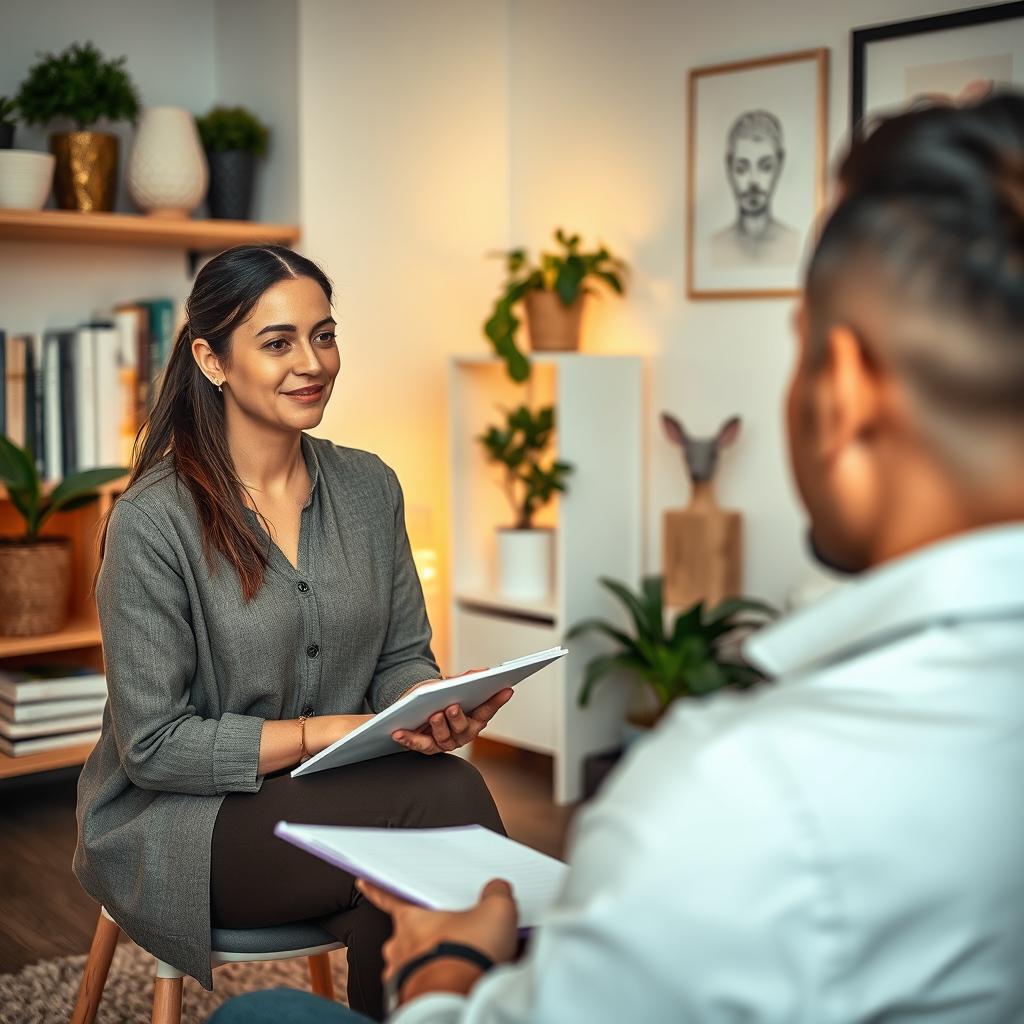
851, 0, 1024, 129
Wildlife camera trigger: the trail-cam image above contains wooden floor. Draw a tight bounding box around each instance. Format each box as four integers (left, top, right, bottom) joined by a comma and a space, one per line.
0, 740, 578, 975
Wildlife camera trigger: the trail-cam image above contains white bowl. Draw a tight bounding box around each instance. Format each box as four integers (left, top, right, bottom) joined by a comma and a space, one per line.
0, 149, 56, 210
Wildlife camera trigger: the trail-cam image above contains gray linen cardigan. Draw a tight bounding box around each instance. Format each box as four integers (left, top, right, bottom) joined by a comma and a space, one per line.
74, 433, 440, 988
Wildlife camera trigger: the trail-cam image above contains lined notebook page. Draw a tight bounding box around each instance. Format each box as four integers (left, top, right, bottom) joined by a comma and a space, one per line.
275, 822, 567, 928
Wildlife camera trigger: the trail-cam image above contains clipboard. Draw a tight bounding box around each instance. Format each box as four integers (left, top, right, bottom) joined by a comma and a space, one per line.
291, 646, 568, 777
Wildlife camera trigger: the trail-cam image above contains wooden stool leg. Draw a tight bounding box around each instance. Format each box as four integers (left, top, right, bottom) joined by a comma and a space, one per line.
70, 910, 121, 1024
152, 976, 183, 1024
308, 951, 335, 1000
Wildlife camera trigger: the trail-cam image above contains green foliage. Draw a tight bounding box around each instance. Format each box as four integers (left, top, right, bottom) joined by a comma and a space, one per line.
0, 436, 126, 541
16, 42, 140, 131
478, 404, 574, 529
484, 228, 627, 382
567, 576, 777, 712
196, 105, 270, 157
0, 97, 18, 126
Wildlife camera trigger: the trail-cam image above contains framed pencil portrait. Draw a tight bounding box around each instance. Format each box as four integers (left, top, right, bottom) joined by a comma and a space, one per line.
687, 48, 829, 300
851, 1, 1024, 132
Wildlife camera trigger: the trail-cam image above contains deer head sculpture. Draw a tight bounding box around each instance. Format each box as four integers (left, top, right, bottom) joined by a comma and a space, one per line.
661, 413, 741, 485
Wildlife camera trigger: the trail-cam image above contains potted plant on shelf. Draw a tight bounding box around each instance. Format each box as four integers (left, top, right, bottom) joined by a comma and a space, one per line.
195, 105, 270, 220
479, 404, 573, 601
567, 575, 776, 738
16, 41, 140, 212
484, 228, 627, 382
0, 437, 125, 637
0, 96, 55, 211
0, 97, 17, 149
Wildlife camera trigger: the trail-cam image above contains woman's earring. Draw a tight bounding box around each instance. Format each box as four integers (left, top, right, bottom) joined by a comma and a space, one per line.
217, 380, 224, 394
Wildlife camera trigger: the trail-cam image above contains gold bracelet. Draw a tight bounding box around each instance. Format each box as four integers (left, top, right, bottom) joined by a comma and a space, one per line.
298, 714, 311, 763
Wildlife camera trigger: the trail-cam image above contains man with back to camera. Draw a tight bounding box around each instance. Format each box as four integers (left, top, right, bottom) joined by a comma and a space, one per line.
211, 93, 1024, 1023
711, 109, 801, 266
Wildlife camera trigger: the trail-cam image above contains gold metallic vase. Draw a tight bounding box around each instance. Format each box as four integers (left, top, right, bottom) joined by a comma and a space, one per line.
50, 131, 119, 212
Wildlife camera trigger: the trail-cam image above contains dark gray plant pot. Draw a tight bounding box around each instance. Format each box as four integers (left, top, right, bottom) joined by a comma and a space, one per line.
206, 149, 256, 220
0, 124, 15, 149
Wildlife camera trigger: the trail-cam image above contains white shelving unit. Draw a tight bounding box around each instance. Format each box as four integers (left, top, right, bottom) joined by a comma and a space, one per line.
449, 353, 644, 803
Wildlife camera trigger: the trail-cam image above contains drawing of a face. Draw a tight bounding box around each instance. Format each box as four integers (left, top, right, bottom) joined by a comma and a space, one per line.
727, 134, 783, 216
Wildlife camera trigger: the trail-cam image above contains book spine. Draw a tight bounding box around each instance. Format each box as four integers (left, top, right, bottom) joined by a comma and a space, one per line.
94, 325, 122, 467
6, 336, 26, 448
0, 328, 5, 436
74, 326, 97, 471
43, 334, 63, 482
59, 334, 77, 476
114, 310, 139, 467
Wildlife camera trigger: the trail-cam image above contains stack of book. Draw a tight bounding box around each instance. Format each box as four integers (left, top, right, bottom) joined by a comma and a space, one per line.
0, 664, 107, 757
0, 297, 176, 479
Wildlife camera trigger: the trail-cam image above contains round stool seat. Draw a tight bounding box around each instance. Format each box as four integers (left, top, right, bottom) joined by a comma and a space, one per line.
211, 921, 338, 955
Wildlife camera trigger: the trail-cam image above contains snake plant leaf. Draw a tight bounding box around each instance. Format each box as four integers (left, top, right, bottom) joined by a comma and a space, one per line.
0, 435, 36, 491
47, 466, 126, 511
641, 575, 666, 643
564, 616, 641, 656
600, 576, 660, 642
687, 660, 729, 696
671, 600, 705, 646
705, 596, 777, 625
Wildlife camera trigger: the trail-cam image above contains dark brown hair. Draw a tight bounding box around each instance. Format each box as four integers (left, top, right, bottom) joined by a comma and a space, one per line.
96, 244, 333, 601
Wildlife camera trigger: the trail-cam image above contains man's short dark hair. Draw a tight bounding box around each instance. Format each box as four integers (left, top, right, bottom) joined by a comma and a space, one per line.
805, 93, 1024, 454
727, 111, 785, 159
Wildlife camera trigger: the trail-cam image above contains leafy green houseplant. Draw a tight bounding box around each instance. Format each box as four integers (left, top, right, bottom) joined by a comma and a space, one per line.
196, 105, 271, 220
478, 404, 573, 602
485, 229, 627, 382
0, 436, 125, 636
15, 41, 140, 211
479, 404, 573, 530
0, 97, 17, 149
567, 576, 776, 724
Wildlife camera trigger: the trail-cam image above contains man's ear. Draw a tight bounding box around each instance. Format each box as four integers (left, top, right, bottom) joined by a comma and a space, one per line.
816, 324, 883, 460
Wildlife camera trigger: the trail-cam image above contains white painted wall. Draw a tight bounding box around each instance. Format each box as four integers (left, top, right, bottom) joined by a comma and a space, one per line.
504, 0, 997, 607
297, 0, 511, 665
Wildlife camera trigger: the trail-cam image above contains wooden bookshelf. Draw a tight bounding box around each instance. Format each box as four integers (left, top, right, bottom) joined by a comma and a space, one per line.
0, 209, 299, 251
0, 480, 124, 779
0, 740, 98, 781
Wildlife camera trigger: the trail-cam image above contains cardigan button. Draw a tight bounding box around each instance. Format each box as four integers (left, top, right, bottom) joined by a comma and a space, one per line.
306, 643, 320, 659
297, 581, 310, 593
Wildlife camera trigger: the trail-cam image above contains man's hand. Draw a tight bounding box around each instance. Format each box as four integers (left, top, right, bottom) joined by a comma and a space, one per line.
392, 680, 514, 754
358, 877, 519, 1004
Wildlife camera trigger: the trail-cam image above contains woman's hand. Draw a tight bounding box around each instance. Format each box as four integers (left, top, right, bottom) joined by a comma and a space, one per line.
391, 688, 514, 755
357, 877, 519, 1004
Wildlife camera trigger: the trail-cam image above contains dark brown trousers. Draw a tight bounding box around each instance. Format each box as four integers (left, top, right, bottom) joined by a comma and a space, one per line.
211, 752, 505, 1021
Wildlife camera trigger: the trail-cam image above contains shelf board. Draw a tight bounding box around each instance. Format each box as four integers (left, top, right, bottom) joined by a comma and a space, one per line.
0, 616, 102, 659
0, 739, 95, 780
0, 209, 299, 251
455, 589, 560, 626
0, 475, 129, 503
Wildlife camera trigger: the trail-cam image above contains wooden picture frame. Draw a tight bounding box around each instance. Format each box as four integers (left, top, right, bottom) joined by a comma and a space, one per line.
851, 1, 1024, 131
687, 48, 828, 300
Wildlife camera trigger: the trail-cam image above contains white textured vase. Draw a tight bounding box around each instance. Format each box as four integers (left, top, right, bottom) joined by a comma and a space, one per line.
127, 106, 207, 218
497, 527, 554, 602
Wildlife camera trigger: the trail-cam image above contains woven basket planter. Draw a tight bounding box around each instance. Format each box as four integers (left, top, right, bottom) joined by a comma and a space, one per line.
0, 538, 72, 636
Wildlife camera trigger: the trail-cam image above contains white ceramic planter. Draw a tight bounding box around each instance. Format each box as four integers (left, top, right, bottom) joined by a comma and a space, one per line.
127, 106, 207, 218
497, 527, 554, 602
0, 149, 55, 210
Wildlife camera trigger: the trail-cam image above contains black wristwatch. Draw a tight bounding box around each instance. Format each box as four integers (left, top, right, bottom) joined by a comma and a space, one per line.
385, 941, 494, 1012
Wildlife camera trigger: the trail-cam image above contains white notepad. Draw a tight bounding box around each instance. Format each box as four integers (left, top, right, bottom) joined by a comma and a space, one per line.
291, 646, 568, 777
275, 821, 567, 929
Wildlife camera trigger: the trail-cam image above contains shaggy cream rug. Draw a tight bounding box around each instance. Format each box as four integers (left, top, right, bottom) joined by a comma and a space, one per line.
0, 942, 349, 1023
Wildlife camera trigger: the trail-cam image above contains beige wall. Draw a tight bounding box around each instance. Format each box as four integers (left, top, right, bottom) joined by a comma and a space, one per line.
297, 0, 511, 667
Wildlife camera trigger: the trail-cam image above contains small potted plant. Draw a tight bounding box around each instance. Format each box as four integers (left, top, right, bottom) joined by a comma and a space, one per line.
484, 229, 627, 382
16, 41, 140, 212
195, 105, 270, 220
479, 404, 573, 601
0, 97, 17, 149
0, 437, 125, 637
568, 575, 776, 737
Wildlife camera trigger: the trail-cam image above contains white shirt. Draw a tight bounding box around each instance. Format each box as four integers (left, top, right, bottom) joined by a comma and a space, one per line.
395, 524, 1024, 1024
